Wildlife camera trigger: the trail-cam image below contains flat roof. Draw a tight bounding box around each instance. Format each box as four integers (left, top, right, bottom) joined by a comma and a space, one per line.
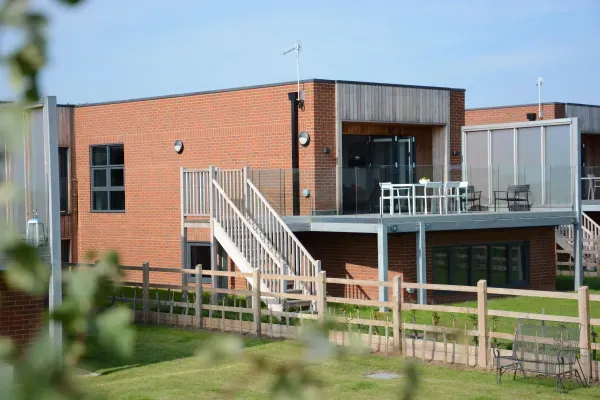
74, 79, 466, 108
467, 102, 600, 111
283, 210, 575, 234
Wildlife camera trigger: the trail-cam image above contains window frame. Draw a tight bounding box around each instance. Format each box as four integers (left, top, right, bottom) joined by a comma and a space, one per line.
432, 241, 529, 288
188, 242, 213, 284
58, 146, 70, 214
90, 144, 125, 213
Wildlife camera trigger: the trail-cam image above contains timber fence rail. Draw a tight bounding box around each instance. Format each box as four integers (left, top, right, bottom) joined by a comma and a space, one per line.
62, 263, 600, 381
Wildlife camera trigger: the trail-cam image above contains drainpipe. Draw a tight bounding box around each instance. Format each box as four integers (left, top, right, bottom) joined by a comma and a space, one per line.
289, 92, 300, 215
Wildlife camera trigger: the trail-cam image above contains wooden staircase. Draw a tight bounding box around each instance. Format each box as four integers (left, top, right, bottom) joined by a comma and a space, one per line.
556, 212, 600, 275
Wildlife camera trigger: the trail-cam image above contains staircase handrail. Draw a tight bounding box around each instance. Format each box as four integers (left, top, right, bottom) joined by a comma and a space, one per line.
212, 179, 284, 273
246, 180, 317, 264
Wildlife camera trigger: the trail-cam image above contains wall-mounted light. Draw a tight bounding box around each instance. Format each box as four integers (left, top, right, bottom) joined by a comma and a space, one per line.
26, 210, 47, 248
302, 189, 311, 198
173, 140, 184, 154
299, 131, 310, 147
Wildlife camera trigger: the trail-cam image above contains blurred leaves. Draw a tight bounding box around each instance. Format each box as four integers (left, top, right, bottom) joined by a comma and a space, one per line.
4, 242, 50, 295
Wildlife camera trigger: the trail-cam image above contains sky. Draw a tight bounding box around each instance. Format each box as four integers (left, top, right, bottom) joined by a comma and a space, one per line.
3, 0, 599, 107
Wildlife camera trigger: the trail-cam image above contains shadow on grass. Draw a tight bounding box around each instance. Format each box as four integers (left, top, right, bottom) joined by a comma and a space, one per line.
82, 324, 273, 375
556, 276, 600, 291
501, 373, 588, 395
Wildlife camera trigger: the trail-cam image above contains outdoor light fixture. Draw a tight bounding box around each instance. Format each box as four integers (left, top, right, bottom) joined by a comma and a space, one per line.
173, 140, 184, 154
299, 131, 310, 147
26, 210, 48, 248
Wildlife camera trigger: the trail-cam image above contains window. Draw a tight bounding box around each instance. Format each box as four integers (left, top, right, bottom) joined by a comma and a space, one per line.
91, 144, 125, 212
59, 147, 69, 213
433, 242, 528, 287
61, 240, 70, 264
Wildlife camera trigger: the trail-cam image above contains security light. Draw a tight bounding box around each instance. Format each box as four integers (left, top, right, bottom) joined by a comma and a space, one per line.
299, 131, 310, 147
173, 140, 184, 154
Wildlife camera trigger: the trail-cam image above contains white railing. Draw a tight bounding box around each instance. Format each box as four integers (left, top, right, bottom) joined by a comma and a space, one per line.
582, 212, 600, 241
246, 180, 319, 296
216, 169, 244, 208
212, 179, 286, 294
182, 169, 211, 216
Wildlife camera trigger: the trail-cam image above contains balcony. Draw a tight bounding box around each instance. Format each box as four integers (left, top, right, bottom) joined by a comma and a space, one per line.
249, 165, 577, 218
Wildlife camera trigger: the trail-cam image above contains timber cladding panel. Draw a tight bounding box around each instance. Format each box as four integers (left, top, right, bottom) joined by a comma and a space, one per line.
295, 227, 555, 302
74, 81, 335, 280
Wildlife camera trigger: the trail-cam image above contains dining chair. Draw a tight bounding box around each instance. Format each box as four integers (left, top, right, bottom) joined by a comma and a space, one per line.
444, 181, 461, 214
414, 181, 443, 215
392, 184, 413, 215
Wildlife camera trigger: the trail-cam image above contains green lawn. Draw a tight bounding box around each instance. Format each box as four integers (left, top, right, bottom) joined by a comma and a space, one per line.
81, 325, 598, 400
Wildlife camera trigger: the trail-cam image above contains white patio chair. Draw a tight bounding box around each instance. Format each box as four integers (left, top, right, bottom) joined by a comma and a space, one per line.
459, 181, 469, 212
414, 181, 443, 215
587, 174, 600, 200
392, 184, 413, 215
444, 181, 461, 214
379, 182, 393, 216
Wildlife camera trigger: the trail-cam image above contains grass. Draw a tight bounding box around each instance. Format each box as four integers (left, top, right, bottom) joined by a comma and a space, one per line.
81, 325, 600, 400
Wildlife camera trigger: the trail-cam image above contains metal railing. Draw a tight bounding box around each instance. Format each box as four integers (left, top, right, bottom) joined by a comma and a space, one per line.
182, 169, 211, 216
212, 179, 286, 295
246, 179, 319, 296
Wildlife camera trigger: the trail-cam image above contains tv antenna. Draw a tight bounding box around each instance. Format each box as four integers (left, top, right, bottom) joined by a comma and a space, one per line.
537, 77, 544, 119
283, 40, 303, 108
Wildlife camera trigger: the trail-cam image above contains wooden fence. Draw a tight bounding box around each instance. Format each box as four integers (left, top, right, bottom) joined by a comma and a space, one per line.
65, 263, 600, 382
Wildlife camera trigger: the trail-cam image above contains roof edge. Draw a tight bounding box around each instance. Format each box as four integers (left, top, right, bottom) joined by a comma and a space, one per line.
466, 102, 563, 111
75, 78, 466, 108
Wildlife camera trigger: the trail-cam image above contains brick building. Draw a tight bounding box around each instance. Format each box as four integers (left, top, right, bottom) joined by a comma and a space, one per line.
63, 79, 574, 306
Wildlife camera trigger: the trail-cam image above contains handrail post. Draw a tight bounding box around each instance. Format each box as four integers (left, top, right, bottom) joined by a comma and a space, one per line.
578, 286, 591, 384
316, 270, 326, 323
243, 166, 249, 214
253, 268, 261, 335
392, 274, 402, 353
142, 262, 150, 324
477, 279, 489, 368
195, 264, 203, 329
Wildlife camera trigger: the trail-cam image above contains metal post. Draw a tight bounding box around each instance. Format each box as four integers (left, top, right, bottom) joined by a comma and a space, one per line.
573, 118, 583, 290
243, 166, 249, 214
377, 223, 389, 310
44, 96, 62, 352
209, 166, 219, 300
417, 222, 427, 304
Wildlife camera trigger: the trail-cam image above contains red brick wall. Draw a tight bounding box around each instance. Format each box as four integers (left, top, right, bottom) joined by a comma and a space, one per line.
450, 91, 465, 176
465, 103, 566, 126
296, 227, 555, 302
0, 272, 44, 347
75, 82, 337, 282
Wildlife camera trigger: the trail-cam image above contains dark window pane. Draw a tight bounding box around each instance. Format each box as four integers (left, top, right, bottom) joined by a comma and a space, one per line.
511, 245, 526, 284
110, 168, 124, 187
59, 148, 68, 212
110, 145, 124, 165
93, 169, 107, 187
433, 250, 449, 284
109, 190, 125, 211
472, 246, 488, 284
61, 240, 70, 263
92, 191, 108, 211
490, 246, 508, 286
452, 247, 469, 285
91, 146, 107, 166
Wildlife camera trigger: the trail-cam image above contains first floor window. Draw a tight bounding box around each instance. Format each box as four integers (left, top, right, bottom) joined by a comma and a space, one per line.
433, 242, 528, 287
59, 147, 69, 213
91, 144, 125, 211
61, 240, 70, 264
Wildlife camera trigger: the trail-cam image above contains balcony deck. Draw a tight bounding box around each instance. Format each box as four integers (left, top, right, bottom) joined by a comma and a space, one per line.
283, 209, 575, 234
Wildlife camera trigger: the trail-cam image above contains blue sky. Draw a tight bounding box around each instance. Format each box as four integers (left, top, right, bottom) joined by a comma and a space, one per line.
5, 0, 599, 107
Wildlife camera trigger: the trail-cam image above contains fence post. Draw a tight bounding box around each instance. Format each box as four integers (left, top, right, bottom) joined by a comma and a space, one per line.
253, 268, 261, 335
195, 264, 203, 329
392, 274, 402, 353
316, 269, 326, 323
579, 286, 591, 383
142, 262, 150, 324
477, 280, 489, 368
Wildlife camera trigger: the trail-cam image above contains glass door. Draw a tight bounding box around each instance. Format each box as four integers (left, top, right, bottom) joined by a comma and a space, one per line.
397, 138, 413, 184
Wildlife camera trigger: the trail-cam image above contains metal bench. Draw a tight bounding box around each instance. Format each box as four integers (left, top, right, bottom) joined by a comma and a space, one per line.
494, 319, 587, 393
